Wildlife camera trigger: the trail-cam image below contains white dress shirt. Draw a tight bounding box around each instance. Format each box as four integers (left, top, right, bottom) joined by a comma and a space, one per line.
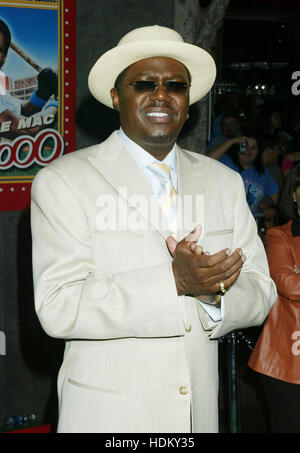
118, 128, 222, 322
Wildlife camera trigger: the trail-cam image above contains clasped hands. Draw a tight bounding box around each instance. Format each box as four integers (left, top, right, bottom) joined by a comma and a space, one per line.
166, 225, 246, 300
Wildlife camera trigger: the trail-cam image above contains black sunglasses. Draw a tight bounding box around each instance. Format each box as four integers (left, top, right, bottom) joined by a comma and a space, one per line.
126, 80, 189, 94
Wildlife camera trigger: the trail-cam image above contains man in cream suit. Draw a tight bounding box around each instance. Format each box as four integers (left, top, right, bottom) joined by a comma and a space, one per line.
31, 26, 276, 433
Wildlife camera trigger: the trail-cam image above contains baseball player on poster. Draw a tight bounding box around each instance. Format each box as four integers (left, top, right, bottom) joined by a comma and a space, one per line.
0, 17, 58, 140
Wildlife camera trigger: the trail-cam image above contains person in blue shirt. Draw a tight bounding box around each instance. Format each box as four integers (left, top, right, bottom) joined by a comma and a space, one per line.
207, 133, 279, 219
207, 113, 241, 152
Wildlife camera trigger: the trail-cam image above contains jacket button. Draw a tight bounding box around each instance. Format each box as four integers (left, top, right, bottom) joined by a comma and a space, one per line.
185, 324, 192, 333
179, 386, 188, 395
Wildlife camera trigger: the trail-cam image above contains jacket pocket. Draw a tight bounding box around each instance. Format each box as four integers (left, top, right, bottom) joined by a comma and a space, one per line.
93, 229, 144, 238
201, 228, 233, 254
205, 228, 233, 237
67, 377, 120, 395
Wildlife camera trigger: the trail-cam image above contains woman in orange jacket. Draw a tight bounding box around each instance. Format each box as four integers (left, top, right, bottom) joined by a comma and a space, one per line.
248, 163, 300, 433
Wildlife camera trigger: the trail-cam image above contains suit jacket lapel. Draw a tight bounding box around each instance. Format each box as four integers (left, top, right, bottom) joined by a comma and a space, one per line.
88, 132, 211, 242
176, 146, 209, 241
88, 132, 173, 240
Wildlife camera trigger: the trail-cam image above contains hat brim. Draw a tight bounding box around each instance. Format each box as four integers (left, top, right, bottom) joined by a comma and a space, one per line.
88, 40, 216, 108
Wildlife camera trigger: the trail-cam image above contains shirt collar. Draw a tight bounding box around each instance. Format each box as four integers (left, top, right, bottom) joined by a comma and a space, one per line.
118, 128, 177, 173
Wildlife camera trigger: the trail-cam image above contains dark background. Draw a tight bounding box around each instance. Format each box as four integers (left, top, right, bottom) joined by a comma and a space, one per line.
0, 0, 299, 432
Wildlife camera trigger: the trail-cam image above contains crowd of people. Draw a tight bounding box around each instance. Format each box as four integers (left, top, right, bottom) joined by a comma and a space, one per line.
207, 101, 300, 234
208, 99, 300, 433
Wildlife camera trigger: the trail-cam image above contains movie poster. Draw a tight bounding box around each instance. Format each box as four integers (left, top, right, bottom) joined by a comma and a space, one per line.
0, 0, 76, 211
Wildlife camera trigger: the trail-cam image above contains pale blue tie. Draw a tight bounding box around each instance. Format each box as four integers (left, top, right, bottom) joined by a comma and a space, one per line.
148, 162, 177, 237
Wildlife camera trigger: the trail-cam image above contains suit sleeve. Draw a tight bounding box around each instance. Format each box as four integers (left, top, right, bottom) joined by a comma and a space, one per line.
206, 172, 277, 339
31, 166, 185, 340
265, 228, 300, 302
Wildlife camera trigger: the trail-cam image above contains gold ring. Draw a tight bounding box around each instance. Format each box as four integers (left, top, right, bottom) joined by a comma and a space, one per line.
214, 293, 222, 304
219, 281, 226, 294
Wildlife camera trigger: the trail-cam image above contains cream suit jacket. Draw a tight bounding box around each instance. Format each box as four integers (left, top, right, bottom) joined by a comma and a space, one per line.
31, 131, 276, 433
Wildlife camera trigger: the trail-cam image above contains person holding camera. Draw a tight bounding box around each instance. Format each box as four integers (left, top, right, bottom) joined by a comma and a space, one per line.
207, 133, 279, 220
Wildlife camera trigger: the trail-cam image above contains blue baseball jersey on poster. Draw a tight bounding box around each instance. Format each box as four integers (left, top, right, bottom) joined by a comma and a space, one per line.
220, 154, 278, 215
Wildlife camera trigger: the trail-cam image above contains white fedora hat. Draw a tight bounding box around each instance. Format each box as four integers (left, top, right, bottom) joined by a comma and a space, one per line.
88, 25, 216, 108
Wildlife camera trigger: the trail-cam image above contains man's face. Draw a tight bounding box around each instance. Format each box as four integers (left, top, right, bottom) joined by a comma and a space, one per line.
110, 57, 190, 159
0, 31, 7, 70
221, 117, 239, 139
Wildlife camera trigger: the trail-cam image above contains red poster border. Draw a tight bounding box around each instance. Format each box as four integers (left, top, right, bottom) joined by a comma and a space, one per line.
60, 0, 76, 155
0, 0, 76, 211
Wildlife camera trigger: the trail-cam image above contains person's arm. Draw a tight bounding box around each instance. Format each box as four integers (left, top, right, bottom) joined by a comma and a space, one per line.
206, 173, 277, 338
21, 67, 57, 117
207, 136, 246, 160
265, 228, 300, 302
31, 166, 185, 340
167, 171, 277, 337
